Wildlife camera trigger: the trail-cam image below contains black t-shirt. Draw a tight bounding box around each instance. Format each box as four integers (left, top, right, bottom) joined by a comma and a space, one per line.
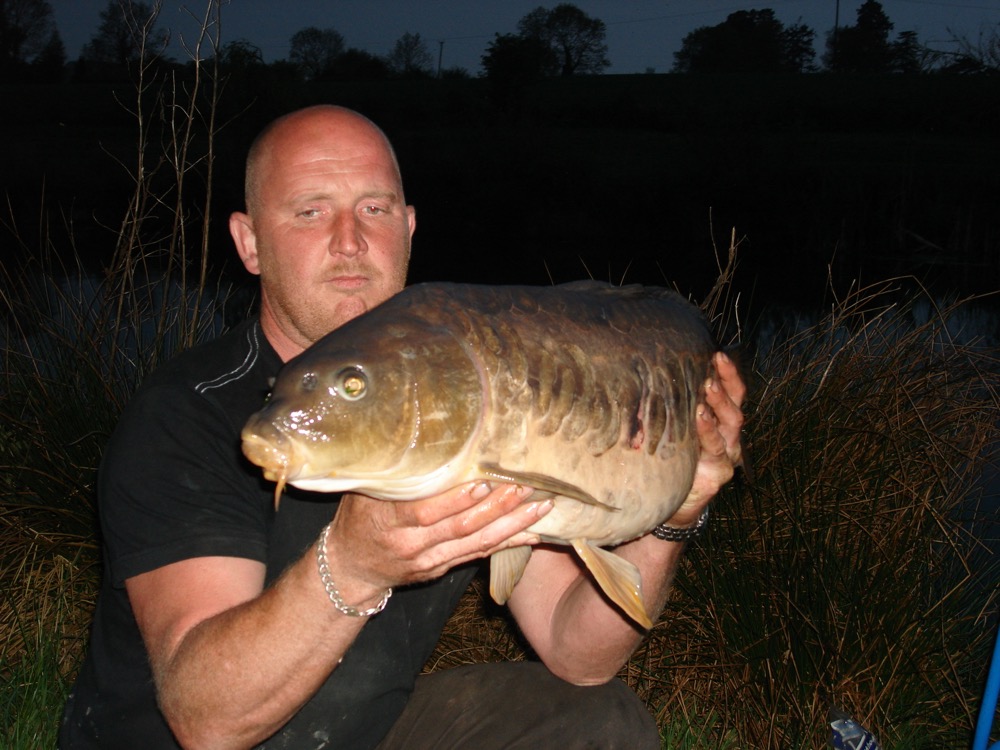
59, 319, 477, 749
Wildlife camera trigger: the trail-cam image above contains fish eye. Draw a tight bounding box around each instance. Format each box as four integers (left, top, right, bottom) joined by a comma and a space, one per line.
301, 372, 318, 391
336, 367, 368, 401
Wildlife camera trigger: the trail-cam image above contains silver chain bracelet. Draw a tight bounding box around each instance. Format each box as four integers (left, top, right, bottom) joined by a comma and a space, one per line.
650, 505, 710, 543
316, 523, 392, 617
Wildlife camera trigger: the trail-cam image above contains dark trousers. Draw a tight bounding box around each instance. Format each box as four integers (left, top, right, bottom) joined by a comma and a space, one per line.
375, 662, 661, 750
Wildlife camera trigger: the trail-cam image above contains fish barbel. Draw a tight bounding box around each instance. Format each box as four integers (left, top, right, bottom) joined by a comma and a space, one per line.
241, 281, 716, 628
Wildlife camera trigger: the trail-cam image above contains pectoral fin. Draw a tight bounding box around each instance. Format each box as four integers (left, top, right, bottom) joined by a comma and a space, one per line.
489, 545, 533, 605
477, 463, 618, 512
571, 539, 653, 630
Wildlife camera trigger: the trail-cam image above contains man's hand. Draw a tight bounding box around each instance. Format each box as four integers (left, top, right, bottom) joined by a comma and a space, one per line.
322, 482, 551, 601
667, 350, 746, 527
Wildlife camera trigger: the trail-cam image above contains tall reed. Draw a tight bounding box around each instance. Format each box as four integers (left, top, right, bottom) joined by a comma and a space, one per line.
0, 2, 230, 744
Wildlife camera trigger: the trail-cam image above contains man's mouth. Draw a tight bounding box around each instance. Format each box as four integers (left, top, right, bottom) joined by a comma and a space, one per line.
326, 273, 370, 289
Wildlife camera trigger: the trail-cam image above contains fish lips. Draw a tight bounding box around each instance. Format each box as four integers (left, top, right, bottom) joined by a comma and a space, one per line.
240, 423, 302, 482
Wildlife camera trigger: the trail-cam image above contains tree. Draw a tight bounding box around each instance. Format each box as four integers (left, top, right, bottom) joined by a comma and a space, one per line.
891, 30, 925, 73
0, 0, 54, 73
80, 0, 166, 65
673, 9, 815, 73
288, 26, 344, 80
321, 48, 389, 81
218, 38, 263, 70
439, 65, 470, 79
480, 31, 551, 86
516, 3, 609, 76
386, 31, 432, 77
943, 25, 1000, 74
480, 32, 551, 112
824, 0, 895, 73
783, 19, 817, 73
31, 27, 64, 80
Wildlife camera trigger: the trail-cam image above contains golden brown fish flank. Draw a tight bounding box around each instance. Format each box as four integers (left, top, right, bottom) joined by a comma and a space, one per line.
241, 281, 716, 628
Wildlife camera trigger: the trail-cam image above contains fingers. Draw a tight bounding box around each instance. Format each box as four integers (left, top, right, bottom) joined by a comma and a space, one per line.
680, 352, 747, 513
713, 351, 746, 408
408, 482, 545, 553
694, 402, 728, 460
705, 352, 745, 465
391, 482, 534, 531
416, 492, 553, 575
331, 483, 552, 588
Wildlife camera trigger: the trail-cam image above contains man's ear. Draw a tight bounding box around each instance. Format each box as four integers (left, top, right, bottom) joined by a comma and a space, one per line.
406, 205, 416, 241
405, 205, 416, 263
229, 211, 260, 275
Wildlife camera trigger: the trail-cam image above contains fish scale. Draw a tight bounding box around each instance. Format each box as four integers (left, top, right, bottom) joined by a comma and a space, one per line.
241, 281, 716, 628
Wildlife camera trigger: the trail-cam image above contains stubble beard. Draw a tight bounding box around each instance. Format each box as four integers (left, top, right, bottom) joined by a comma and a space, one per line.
259, 249, 410, 349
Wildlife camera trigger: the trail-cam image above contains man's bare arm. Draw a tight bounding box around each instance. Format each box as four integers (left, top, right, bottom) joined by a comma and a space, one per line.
509, 352, 745, 683
128, 483, 550, 750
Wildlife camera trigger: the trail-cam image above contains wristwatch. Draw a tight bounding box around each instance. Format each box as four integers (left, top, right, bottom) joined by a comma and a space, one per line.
650, 505, 710, 542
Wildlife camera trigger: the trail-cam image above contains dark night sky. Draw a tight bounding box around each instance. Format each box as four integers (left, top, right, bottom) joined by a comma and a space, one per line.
50, 0, 1000, 74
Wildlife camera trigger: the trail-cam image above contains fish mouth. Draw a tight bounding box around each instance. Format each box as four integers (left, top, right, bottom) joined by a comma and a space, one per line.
241, 428, 304, 508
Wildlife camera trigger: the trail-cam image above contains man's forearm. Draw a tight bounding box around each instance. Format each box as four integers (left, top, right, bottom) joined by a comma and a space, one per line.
514, 534, 686, 686
155, 544, 377, 750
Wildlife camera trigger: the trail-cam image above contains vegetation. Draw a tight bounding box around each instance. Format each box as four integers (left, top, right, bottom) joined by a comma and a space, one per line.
4, 0, 999, 86
1, 1, 998, 748
288, 26, 345, 80
79, 0, 166, 65
942, 24, 1000, 74
673, 9, 816, 74
0, 0, 64, 81
0, 0, 55, 65
1, 11, 228, 740
5, 192, 997, 748
824, 0, 922, 73
513, 3, 610, 77
385, 32, 434, 78
431, 266, 1000, 748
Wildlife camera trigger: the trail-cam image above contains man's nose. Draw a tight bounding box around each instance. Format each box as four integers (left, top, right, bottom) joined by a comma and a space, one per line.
328, 212, 367, 257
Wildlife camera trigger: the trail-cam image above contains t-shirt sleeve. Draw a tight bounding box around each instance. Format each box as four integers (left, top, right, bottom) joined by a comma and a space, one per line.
99, 380, 269, 587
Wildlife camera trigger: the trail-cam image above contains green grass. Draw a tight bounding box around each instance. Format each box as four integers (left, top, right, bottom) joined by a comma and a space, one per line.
0, 544, 96, 747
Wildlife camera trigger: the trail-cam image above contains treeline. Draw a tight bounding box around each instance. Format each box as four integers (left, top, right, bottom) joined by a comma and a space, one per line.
2, 0, 998, 86
2, 0, 998, 308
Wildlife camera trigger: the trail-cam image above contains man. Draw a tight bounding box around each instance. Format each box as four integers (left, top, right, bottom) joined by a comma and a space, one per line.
60, 105, 745, 749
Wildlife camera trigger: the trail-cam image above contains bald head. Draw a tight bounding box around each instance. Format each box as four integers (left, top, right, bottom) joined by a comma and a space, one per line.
229, 104, 416, 360
244, 105, 404, 217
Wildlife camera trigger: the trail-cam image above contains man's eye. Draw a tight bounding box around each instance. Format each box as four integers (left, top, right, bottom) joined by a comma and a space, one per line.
298, 208, 321, 218
363, 205, 385, 215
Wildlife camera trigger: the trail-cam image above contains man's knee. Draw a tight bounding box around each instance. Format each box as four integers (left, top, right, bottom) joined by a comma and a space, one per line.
380, 662, 660, 750
527, 665, 660, 748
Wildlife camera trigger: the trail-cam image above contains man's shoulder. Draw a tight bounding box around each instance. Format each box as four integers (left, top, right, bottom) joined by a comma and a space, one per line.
125, 318, 279, 426
144, 319, 274, 393
99, 318, 276, 585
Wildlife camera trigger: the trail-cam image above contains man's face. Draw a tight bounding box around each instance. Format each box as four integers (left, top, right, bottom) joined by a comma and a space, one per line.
231, 109, 416, 360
